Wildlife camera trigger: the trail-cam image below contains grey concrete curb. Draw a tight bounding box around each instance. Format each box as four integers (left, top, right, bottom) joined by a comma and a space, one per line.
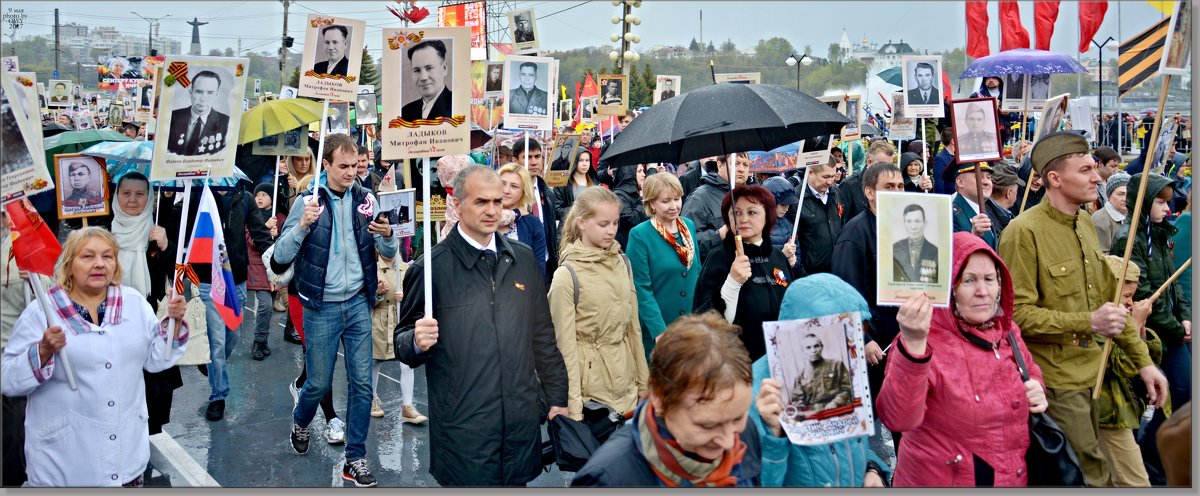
149, 432, 221, 487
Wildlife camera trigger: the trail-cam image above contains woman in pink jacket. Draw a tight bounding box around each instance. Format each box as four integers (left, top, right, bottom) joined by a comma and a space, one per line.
878, 232, 1048, 486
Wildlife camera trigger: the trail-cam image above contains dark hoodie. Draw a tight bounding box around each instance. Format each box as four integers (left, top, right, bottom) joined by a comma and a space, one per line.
681, 173, 733, 260
611, 165, 647, 249
1112, 173, 1190, 345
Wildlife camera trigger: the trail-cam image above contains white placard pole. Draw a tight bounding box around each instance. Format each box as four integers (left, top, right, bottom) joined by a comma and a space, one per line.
789, 165, 812, 242
28, 276, 77, 390
523, 131, 530, 170
166, 180, 194, 351
271, 155, 282, 218
422, 157, 433, 317
312, 100, 331, 195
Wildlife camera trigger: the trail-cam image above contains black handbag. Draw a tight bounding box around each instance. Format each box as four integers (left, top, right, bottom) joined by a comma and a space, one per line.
547, 415, 601, 473
1006, 332, 1087, 487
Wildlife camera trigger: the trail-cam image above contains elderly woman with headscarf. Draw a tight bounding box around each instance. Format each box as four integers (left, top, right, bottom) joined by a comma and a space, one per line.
1, 227, 189, 487
109, 172, 183, 435
877, 232, 1048, 486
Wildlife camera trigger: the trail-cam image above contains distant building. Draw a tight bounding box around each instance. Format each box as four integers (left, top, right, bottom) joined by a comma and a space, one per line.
62, 24, 181, 64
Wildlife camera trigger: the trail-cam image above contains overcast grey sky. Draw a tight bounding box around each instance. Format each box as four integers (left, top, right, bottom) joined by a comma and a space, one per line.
4, 0, 1169, 62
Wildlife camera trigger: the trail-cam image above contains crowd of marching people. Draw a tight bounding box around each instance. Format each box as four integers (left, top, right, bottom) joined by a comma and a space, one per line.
2, 92, 1194, 488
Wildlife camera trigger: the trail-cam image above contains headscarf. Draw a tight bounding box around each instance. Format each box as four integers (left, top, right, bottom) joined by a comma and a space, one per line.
110, 173, 155, 296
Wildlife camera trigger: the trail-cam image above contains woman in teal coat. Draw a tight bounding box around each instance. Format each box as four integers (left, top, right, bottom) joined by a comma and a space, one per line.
751, 273, 891, 487
626, 173, 701, 361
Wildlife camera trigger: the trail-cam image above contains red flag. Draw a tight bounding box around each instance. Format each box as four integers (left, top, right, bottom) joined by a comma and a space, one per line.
1000, 1, 1031, 50
1078, 1, 1109, 53
942, 71, 954, 101
4, 199, 61, 277
574, 82, 582, 123
1034, 1, 1061, 50
581, 72, 599, 98
966, 1, 991, 58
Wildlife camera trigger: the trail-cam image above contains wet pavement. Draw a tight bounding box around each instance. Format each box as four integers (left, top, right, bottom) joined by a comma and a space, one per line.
163, 305, 574, 488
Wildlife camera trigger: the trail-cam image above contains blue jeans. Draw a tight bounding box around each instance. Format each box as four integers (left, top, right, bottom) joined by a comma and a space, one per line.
196, 282, 246, 402
293, 292, 372, 461
1160, 342, 1191, 411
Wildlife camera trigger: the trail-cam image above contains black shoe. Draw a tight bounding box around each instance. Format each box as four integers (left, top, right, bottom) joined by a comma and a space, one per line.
205, 400, 225, 421
289, 423, 310, 455
251, 342, 265, 361
261, 344, 271, 357
342, 458, 378, 487
283, 330, 302, 345
198, 364, 208, 377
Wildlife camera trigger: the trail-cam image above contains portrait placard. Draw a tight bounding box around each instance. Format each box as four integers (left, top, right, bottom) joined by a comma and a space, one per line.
376, 188, 417, 238
763, 312, 874, 446
107, 103, 125, 128
546, 133, 581, 187
507, 8, 539, 53
1161, 2, 1191, 75
889, 92, 916, 140
653, 75, 681, 104
0, 84, 53, 204
842, 94, 861, 139
579, 96, 597, 122
54, 154, 110, 219
47, 79, 72, 108
597, 74, 628, 116
1033, 93, 1069, 143
149, 55, 248, 181
135, 80, 156, 122
471, 61, 504, 130
381, 27, 472, 160
558, 99, 573, 124
900, 55, 944, 118
327, 101, 350, 135
251, 133, 281, 156
1001, 73, 1026, 111
1068, 98, 1094, 142
299, 15, 366, 101
279, 85, 298, 99
502, 55, 555, 131
1, 56, 17, 73
798, 135, 835, 168
714, 72, 760, 84
74, 111, 95, 130
484, 62, 504, 97
1027, 73, 1051, 112
876, 191, 953, 307
950, 97, 1003, 163
355, 92, 378, 125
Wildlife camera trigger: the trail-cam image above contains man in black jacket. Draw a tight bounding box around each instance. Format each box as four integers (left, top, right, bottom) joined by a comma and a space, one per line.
792, 162, 844, 274
677, 159, 706, 200
396, 165, 568, 486
511, 139, 559, 284
680, 154, 748, 261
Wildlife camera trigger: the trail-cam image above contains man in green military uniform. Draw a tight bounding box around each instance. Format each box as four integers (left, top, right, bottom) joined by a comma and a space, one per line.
791, 333, 852, 413
997, 131, 1169, 487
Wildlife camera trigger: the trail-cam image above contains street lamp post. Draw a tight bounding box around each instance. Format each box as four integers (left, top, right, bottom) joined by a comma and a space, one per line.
1091, 36, 1115, 146
785, 53, 812, 91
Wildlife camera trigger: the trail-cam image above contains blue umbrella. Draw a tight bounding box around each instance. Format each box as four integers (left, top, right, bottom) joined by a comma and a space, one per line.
959, 48, 1087, 78
876, 67, 903, 86
155, 166, 252, 191
81, 140, 154, 180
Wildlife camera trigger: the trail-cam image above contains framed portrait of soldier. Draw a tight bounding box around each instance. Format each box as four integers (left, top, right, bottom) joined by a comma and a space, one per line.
1033, 93, 1069, 144
485, 62, 504, 96
356, 92, 378, 125
507, 8, 539, 53
299, 15, 366, 101
74, 111, 95, 131
279, 85, 298, 99
381, 27, 471, 160
1026, 73, 1051, 112
327, 102, 350, 135
841, 94, 861, 139
654, 75, 681, 104
597, 74, 628, 116
252, 132, 281, 156
950, 97, 1002, 163
1000, 73, 1026, 111
1161, 3, 1191, 75
280, 128, 307, 156
97, 99, 112, 116
376, 188, 417, 237
900, 55, 944, 118
150, 55, 249, 181
502, 54, 555, 131
47, 80, 73, 108
763, 312, 874, 445
1, 72, 54, 203
558, 99, 573, 123
546, 133, 580, 187
889, 93, 916, 140
876, 191, 953, 307
579, 96, 596, 122
54, 154, 110, 219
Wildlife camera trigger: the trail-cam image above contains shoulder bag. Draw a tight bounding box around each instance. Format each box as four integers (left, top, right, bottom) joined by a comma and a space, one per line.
1006, 331, 1087, 487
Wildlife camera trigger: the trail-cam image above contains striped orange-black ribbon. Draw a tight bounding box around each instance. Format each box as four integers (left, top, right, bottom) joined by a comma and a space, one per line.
173, 263, 200, 295
302, 70, 358, 83
387, 115, 467, 129
168, 61, 191, 87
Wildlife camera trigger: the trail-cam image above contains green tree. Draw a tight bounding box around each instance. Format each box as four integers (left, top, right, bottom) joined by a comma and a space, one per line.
208, 49, 223, 57
629, 63, 653, 107
288, 66, 300, 88
706, 41, 716, 52
224, 47, 235, 57
720, 39, 737, 53
827, 43, 844, 65
358, 47, 381, 94
689, 38, 700, 52
754, 37, 795, 67
641, 63, 656, 97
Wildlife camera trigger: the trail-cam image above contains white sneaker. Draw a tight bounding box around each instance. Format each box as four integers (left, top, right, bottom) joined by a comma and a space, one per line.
288, 380, 299, 410
325, 418, 346, 445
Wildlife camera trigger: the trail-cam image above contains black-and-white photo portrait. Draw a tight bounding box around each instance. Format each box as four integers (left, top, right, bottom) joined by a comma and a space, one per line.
167, 67, 234, 156
485, 62, 503, 94
550, 135, 579, 172
254, 78, 262, 95
401, 38, 455, 122
507, 60, 549, 116
327, 102, 350, 134
905, 60, 940, 105
56, 154, 109, 218
48, 80, 72, 107
282, 127, 306, 155
785, 332, 852, 414
313, 24, 353, 76
580, 97, 594, 119
279, 85, 298, 99
558, 99, 573, 123
1028, 73, 1051, 102
138, 82, 154, 109
600, 78, 623, 106
891, 203, 940, 284
357, 92, 378, 125
75, 113, 94, 130
654, 75, 679, 104
509, 9, 538, 48
1004, 73, 1025, 101
843, 97, 860, 138
952, 98, 1002, 162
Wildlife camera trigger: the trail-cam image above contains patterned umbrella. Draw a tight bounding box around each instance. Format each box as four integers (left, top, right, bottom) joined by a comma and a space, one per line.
959, 48, 1088, 78
80, 140, 155, 181
155, 166, 252, 190
238, 97, 325, 145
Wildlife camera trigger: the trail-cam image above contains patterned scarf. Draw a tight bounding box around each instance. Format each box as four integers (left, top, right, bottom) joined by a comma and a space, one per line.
650, 217, 694, 269
47, 284, 123, 335
631, 400, 747, 487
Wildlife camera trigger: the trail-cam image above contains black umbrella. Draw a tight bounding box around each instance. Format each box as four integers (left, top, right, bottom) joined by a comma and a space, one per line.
600, 84, 851, 167
42, 122, 71, 137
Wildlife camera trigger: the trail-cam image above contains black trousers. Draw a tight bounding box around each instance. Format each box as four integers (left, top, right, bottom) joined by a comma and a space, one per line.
2, 395, 26, 487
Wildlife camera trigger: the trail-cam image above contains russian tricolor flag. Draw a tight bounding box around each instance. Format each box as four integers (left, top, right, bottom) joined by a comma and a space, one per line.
187, 185, 242, 330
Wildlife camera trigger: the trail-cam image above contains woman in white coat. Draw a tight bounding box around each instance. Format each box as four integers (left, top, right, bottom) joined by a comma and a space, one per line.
1, 228, 189, 487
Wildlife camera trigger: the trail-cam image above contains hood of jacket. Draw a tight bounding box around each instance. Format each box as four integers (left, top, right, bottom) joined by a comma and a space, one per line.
779, 272, 872, 321
1126, 173, 1176, 219
560, 239, 623, 266
610, 163, 642, 196
931, 232, 1015, 332
699, 171, 733, 192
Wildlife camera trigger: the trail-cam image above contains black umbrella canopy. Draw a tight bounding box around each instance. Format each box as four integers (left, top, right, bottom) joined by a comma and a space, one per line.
600, 84, 851, 167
